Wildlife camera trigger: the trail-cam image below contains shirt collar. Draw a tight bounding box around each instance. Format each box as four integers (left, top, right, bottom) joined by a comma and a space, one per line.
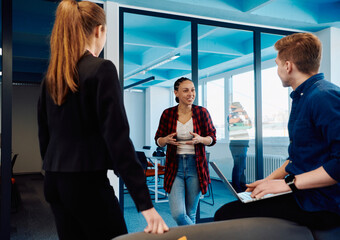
290, 73, 324, 99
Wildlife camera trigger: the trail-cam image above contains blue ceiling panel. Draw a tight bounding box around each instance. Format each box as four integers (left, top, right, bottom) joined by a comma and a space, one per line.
251, 0, 317, 24
318, 2, 340, 24
261, 48, 278, 62
124, 29, 177, 48
261, 34, 284, 49
198, 53, 239, 70
241, 0, 272, 12
167, 69, 192, 80
9, 0, 340, 87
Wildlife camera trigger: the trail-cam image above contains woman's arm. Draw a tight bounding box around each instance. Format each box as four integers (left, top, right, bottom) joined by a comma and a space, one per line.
202, 107, 217, 146
37, 81, 50, 160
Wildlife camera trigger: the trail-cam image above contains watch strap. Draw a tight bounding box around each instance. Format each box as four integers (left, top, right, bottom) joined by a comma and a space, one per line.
285, 174, 298, 192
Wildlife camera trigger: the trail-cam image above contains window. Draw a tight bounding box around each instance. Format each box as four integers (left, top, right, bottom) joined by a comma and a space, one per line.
206, 78, 225, 139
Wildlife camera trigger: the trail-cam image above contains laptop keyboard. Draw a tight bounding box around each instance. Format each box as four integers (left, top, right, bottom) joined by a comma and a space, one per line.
237, 192, 255, 201
238, 192, 254, 201
238, 191, 276, 202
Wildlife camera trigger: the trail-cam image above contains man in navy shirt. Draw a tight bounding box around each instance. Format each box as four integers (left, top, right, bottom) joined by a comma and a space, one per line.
215, 33, 340, 229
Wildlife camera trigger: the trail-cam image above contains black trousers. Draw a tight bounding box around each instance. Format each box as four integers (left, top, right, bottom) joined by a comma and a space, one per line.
214, 193, 340, 230
44, 171, 127, 240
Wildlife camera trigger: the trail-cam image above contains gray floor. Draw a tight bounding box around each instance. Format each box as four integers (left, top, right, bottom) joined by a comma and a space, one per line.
123, 179, 237, 233
10, 174, 236, 239
10, 174, 58, 240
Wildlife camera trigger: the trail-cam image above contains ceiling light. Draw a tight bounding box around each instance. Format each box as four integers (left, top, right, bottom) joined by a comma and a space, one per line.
146, 53, 180, 71
124, 76, 155, 89
124, 53, 180, 80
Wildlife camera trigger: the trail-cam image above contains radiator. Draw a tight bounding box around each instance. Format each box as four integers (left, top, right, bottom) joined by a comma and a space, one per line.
245, 154, 286, 183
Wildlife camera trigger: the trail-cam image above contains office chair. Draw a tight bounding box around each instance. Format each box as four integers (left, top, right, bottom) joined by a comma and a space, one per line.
136, 151, 165, 178
201, 152, 214, 206
136, 151, 166, 200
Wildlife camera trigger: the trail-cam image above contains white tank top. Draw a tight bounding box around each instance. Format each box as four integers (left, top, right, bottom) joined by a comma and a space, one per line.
176, 118, 195, 155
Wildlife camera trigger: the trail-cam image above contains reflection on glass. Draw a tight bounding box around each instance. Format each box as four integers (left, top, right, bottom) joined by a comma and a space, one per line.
231, 71, 255, 139
261, 33, 290, 178
198, 24, 254, 220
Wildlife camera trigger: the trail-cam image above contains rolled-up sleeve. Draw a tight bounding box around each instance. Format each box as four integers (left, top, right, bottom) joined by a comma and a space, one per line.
323, 141, 340, 182
155, 109, 170, 146
202, 108, 216, 146
312, 89, 340, 182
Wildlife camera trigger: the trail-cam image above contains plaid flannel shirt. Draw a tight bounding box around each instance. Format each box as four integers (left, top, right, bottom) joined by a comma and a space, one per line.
155, 105, 216, 194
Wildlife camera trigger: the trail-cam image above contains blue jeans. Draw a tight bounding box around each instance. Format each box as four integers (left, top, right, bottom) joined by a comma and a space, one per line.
229, 140, 249, 192
168, 154, 201, 226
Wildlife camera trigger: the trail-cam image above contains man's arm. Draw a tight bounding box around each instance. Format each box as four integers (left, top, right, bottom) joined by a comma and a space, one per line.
248, 165, 338, 199
266, 160, 289, 180
295, 166, 337, 190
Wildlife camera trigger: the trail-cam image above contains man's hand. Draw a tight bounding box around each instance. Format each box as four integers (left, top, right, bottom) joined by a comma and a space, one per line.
141, 207, 169, 234
246, 179, 291, 199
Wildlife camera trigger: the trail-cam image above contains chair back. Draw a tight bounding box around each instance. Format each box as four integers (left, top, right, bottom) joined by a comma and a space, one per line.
136, 151, 148, 170
11, 154, 19, 175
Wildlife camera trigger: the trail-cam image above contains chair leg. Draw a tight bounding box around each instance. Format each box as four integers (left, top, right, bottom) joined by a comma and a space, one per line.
200, 183, 214, 206
11, 181, 21, 213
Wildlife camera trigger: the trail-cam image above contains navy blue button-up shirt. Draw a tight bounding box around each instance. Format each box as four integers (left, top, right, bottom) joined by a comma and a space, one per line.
285, 73, 340, 215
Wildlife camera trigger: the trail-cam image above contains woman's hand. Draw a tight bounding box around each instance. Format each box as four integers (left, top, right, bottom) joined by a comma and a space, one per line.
158, 133, 179, 146
186, 132, 202, 145
141, 208, 169, 234
246, 179, 291, 199
186, 132, 212, 145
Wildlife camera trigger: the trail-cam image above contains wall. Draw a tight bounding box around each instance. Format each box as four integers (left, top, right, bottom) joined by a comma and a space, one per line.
145, 86, 172, 149
124, 90, 145, 149
317, 27, 340, 86
12, 84, 41, 174
330, 27, 340, 86
104, 1, 120, 193
317, 28, 331, 81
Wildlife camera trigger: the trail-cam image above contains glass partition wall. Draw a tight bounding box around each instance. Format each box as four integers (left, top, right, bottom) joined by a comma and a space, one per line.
121, 12, 192, 231
261, 33, 290, 178
120, 8, 296, 229
198, 25, 255, 219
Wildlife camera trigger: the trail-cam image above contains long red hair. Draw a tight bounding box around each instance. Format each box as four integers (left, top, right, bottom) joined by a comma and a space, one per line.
46, 0, 106, 105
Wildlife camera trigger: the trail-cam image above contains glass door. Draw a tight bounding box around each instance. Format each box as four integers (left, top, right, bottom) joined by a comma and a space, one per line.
197, 24, 255, 220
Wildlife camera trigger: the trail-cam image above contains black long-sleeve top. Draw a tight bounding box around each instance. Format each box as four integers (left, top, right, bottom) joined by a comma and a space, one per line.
37, 52, 153, 211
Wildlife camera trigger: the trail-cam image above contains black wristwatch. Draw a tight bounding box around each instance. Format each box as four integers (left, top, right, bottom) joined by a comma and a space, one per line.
285, 174, 298, 192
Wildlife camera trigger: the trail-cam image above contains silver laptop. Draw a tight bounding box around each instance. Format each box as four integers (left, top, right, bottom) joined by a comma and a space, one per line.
210, 161, 291, 203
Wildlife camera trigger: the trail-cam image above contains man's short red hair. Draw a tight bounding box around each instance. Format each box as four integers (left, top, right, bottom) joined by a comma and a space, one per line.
274, 33, 321, 75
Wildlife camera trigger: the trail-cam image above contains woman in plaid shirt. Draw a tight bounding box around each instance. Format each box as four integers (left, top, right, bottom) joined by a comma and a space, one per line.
155, 77, 216, 225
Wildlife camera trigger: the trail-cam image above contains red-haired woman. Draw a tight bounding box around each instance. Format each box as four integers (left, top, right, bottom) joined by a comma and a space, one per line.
38, 1, 168, 239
